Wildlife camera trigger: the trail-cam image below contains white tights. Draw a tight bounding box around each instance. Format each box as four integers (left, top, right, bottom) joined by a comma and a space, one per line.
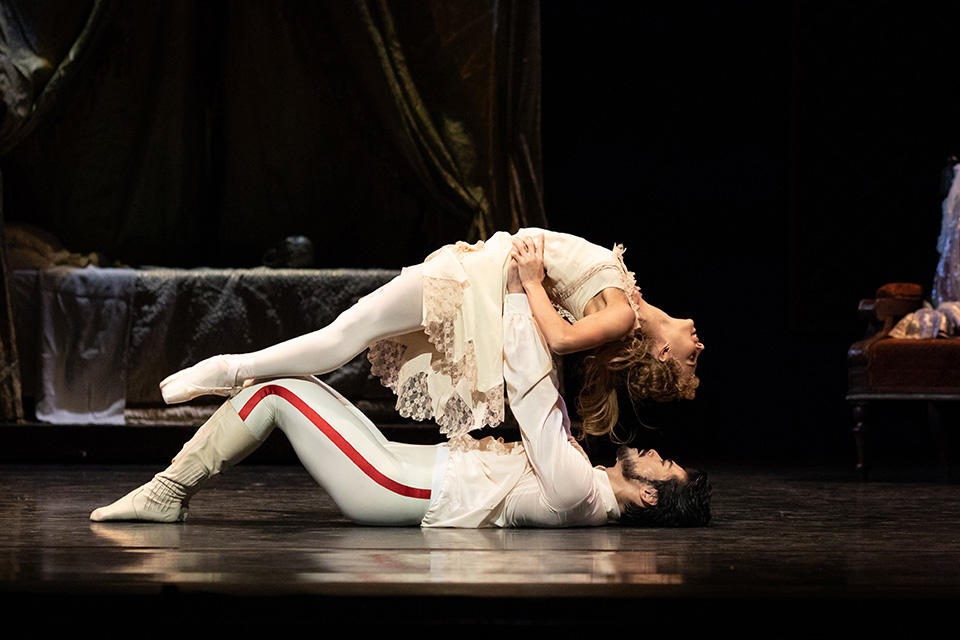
160, 265, 426, 403
236, 264, 425, 380
229, 376, 440, 525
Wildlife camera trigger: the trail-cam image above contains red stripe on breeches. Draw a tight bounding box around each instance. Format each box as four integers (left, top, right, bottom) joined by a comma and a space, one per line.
238, 384, 431, 500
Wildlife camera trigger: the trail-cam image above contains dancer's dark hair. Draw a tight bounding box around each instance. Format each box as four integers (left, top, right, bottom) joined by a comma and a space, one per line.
619, 468, 712, 528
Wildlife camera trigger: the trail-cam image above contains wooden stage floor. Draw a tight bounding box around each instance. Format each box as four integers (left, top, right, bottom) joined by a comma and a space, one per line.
2, 464, 960, 629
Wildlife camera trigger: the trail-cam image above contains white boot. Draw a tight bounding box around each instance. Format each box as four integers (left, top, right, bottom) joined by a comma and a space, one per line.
90, 402, 263, 522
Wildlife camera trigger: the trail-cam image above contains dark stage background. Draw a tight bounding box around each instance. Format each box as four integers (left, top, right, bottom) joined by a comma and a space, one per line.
545, 1, 960, 469
4, 1, 960, 469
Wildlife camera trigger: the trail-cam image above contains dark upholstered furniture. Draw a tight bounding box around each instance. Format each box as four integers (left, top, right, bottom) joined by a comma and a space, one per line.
847, 283, 960, 478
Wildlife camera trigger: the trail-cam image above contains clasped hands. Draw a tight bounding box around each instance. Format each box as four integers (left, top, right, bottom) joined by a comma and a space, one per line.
508, 234, 545, 294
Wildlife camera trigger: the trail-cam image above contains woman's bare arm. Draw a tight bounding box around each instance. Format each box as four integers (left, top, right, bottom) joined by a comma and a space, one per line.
512, 235, 635, 355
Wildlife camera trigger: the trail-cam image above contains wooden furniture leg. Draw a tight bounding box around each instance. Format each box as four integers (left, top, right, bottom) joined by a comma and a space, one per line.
927, 402, 951, 480
852, 401, 868, 480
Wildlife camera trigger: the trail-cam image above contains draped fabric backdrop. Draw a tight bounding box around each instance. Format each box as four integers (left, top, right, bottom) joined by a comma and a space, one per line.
0, 0, 546, 421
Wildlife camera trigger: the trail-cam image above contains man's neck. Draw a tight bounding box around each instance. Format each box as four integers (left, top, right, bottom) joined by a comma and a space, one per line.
601, 466, 632, 512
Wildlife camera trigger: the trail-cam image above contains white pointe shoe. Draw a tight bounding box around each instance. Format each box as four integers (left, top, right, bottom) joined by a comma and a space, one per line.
160, 355, 247, 404
90, 403, 264, 523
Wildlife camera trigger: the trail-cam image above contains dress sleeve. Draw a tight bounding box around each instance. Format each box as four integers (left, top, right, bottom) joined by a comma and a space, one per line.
502, 294, 600, 512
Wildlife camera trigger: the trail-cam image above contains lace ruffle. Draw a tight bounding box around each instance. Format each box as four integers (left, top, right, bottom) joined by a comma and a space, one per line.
395, 371, 433, 421
447, 432, 521, 454
421, 276, 476, 387
432, 382, 504, 438
367, 340, 406, 391
366, 273, 505, 440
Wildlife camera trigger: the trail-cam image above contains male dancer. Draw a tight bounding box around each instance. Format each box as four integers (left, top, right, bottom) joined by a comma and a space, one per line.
91, 266, 711, 528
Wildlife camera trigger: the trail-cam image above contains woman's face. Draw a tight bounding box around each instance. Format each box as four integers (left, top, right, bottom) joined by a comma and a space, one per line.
633, 294, 704, 390
658, 315, 704, 369
641, 301, 704, 374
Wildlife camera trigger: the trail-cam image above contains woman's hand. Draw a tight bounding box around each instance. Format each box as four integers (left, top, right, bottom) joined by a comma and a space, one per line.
510, 232, 634, 355
511, 234, 545, 289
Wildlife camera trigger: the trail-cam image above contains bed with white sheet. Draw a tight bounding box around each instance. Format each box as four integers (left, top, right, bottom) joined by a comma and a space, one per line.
11, 266, 400, 425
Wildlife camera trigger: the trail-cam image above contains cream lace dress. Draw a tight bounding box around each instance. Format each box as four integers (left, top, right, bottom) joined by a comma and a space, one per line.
367, 228, 640, 441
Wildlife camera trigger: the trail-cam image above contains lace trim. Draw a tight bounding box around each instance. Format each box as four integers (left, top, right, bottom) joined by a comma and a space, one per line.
430, 382, 504, 439
366, 274, 505, 440
421, 276, 475, 387
394, 371, 433, 421
551, 262, 621, 303
448, 433, 522, 454
548, 243, 641, 329
612, 243, 642, 329
368, 340, 407, 391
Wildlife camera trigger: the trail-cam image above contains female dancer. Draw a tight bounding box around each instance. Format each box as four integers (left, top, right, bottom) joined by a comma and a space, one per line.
159, 228, 704, 440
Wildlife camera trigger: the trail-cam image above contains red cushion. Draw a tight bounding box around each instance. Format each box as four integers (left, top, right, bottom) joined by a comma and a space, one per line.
876, 283, 923, 299
868, 338, 960, 392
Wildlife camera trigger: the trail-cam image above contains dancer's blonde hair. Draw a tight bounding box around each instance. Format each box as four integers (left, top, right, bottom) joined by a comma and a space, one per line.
577, 333, 699, 440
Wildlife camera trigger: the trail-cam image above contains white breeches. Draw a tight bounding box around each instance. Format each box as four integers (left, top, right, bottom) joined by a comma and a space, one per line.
228, 377, 440, 526
238, 265, 425, 380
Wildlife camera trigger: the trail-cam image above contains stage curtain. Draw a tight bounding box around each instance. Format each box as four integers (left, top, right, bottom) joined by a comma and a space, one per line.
0, 0, 116, 155
0, 0, 115, 420
329, 0, 546, 240
2, 1, 545, 269
215, 0, 546, 262
0, 173, 21, 421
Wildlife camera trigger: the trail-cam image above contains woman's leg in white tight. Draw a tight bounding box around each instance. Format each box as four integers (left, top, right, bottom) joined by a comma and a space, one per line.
229, 377, 438, 525
238, 264, 425, 379
160, 265, 425, 403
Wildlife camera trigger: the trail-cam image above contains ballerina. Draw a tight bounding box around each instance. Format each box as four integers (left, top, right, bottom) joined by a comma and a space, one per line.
159, 228, 704, 440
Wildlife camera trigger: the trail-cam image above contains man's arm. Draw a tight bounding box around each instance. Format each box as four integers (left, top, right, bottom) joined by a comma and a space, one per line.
503, 293, 598, 512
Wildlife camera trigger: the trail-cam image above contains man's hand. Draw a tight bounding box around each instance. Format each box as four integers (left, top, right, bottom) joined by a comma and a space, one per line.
568, 436, 591, 463
511, 234, 545, 289
507, 257, 524, 294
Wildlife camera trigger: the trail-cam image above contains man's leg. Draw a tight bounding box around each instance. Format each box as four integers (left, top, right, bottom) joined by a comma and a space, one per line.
160, 265, 425, 404
91, 377, 439, 525
229, 377, 438, 525
90, 400, 265, 522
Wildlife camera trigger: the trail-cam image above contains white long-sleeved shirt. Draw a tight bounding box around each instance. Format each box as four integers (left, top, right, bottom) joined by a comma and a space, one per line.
421, 294, 619, 528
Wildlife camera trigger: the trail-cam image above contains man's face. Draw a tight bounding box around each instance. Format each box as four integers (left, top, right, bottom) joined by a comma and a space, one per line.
616, 446, 688, 484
